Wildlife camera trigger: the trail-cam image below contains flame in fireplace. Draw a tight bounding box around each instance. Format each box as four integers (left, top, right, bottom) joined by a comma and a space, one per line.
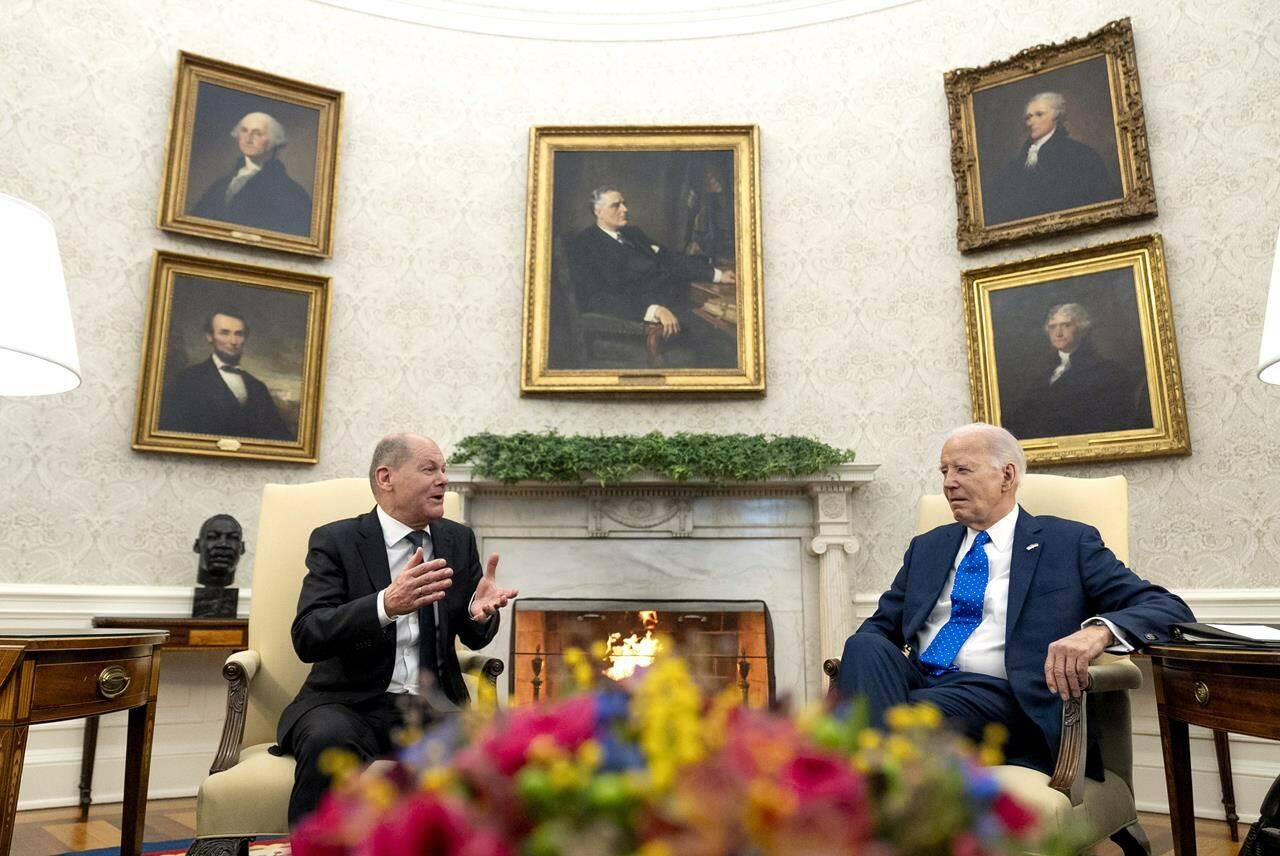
603, 611, 662, 681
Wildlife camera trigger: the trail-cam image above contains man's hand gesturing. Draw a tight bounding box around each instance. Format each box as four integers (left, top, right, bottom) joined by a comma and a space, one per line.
470, 555, 519, 622
1044, 623, 1114, 700
383, 548, 452, 618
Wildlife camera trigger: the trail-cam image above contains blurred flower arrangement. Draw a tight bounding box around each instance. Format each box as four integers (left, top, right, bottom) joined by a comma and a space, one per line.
293, 647, 1086, 856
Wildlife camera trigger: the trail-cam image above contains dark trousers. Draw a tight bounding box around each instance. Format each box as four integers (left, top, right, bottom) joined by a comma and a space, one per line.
835, 632, 1021, 745
282, 694, 406, 826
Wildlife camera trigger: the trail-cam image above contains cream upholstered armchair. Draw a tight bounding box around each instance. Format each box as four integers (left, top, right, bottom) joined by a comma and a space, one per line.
825, 473, 1150, 856
186, 478, 503, 856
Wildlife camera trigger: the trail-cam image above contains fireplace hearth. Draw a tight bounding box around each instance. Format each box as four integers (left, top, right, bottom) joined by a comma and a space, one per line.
510, 598, 773, 706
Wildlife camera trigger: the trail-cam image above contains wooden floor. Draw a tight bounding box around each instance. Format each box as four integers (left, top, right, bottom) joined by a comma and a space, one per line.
12, 797, 198, 855
10, 800, 1241, 855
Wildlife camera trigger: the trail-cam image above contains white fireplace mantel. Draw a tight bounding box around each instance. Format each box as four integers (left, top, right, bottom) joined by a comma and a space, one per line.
447, 462, 878, 700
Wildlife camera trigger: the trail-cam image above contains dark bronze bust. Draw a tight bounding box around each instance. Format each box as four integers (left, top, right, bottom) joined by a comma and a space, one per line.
193, 514, 244, 617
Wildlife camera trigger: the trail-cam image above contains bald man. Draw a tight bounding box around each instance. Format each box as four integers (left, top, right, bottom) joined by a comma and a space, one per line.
276, 433, 518, 824
189, 111, 313, 236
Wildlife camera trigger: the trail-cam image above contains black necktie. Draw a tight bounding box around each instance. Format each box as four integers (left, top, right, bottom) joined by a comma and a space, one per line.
405, 530, 446, 689
219, 365, 243, 374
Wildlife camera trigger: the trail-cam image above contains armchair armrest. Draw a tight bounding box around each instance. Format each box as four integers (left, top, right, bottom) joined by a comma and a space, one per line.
459, 653, 504, 687
1048, 655, 1142, 806
208, 649, 262, 775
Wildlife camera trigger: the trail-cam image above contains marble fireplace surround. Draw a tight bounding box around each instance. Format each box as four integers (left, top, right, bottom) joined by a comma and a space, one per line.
448, 463, 878, 702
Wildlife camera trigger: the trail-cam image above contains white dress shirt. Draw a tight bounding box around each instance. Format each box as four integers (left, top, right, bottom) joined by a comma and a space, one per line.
1049, 350, 1072, 383
915, 505, 1132, 680
374, 506, 423, 695
210, 354, 248, 405
225, 156, 262, 202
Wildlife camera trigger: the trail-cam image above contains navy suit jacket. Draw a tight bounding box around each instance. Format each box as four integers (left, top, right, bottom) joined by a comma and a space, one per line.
158, 357, 293, 441
856, 507, 1193, 771
277, 510, 499, 747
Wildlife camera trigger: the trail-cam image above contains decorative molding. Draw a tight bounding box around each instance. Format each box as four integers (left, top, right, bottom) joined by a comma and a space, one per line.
309, 0, 921, 41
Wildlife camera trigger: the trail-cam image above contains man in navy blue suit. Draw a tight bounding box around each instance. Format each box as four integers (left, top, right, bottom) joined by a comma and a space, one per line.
836, 423, 1192, 777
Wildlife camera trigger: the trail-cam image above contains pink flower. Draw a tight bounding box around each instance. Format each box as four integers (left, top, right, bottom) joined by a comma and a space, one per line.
992, 793, 1037, 835
469, 695, 597, 775
356, 794, 514, 856
780, 751, 864, 804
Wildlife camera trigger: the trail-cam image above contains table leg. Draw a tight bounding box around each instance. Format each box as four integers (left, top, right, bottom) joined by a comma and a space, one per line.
78, 714, 100, 822
1210, 730, 1239, 842
0, 724, 29, 856
119, 702, 157, 856
1160, 714, 1197, 856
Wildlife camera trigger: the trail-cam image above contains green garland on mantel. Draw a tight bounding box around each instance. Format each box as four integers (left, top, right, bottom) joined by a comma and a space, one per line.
448, 431, 856, 486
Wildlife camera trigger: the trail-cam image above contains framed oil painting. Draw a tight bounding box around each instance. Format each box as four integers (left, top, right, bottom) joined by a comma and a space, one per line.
963, 234, 1189, 466
158, 52, 343, 257
521, 125, 764, 394
945, 19, 1157, 252
133, 251, 331, 463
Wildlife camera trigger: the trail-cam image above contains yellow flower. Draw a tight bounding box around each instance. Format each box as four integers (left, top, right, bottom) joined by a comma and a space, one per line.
979, 746, 1004, 767
361, 776, 398, 809
915, 703, 942, 729
635, 842, 674, 856
317, 747, 361, 784
884, 705, 917, 731
420, 767, 454, 793
527, 733, 567, 764
577, 739, 603, 770
983, 722, 1009, 747
886, 734, 917, 761
857, 728, 881, 751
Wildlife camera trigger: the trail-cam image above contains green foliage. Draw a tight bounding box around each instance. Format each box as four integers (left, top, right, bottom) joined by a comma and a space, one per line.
449, 430, 856, 486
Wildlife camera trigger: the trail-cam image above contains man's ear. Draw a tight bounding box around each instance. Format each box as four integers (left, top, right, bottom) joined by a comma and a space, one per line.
1002, 463, 1018, 492
192, 539, 201, 554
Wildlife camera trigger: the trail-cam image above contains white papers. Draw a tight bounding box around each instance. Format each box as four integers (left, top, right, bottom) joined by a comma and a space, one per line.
1207, 623, 1280, 642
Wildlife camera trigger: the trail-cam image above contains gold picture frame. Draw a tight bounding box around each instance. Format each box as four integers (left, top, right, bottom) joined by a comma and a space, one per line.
132, 251, 331, 463
158, 52, 343, 257
963, 234, 1189, 466
521, 125, 764, 395
945, 19, 1157, 253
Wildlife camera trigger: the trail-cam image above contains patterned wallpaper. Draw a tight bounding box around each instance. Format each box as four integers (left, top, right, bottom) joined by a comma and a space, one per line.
1, 0, 1277, 592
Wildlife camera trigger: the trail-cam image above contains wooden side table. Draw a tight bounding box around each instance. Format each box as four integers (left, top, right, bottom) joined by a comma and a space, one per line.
0, 629, 167, 856
1148, 643, 1280, 856
77, 617, 248, 820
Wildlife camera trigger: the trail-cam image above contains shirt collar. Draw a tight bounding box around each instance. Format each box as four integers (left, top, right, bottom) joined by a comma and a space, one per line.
1028, 126, 1056, 152
972, 504, 1020, 551
210, 353, 238, 371
375, 504, 418, 549
597, 224, 622, 241
238, 156, 263, 175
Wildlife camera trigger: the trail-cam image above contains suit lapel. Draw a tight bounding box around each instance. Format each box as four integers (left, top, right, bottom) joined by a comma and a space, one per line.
356, 509, 392, 591
906, 523, 966, 638
1005, 507, 1045, 644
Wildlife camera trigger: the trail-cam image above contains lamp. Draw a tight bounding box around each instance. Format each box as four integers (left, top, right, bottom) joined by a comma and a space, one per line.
0, 193, 80, 395
1261, 223, 1280, 384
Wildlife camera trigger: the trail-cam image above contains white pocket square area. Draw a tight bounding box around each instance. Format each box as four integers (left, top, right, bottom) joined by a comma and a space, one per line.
1026, 543, 1040, 551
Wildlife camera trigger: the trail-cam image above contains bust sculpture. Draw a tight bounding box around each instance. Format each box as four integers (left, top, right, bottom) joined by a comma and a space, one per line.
192, 513, 244, 618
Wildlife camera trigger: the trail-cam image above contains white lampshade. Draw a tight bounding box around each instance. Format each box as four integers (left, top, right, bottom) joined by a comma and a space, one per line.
1261, 223, 1280, 384
0, 194, 81, 395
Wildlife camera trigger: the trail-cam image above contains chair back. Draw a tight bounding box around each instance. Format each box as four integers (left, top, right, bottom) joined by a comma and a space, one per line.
240, 478, 460, 749
915, 472, 1128, 564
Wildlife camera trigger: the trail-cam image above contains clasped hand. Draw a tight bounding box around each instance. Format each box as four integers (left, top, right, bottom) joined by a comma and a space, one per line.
1043, 623, 1114, 700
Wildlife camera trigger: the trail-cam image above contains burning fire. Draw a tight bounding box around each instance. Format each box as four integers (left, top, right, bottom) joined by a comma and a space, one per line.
603, 610, 662, 681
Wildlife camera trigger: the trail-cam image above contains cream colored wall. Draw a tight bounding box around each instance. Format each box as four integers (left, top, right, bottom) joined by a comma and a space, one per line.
1, 0, 1277, 592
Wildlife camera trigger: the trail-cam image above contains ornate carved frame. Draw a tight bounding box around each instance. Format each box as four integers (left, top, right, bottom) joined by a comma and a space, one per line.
961, 233, 1190, 466
944, 18, 1157, 253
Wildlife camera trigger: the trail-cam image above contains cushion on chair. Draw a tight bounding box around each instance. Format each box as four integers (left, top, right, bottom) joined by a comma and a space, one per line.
194, 742, 294, 838
990, 764, 1138, 845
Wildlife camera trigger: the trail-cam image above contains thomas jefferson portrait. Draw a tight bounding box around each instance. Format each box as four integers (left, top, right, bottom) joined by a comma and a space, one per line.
183, 81, 319, 237
991, 271, 1153, 442
548, 150, 740, 371
973, 55, 1125, 227
156, 274, 309, 442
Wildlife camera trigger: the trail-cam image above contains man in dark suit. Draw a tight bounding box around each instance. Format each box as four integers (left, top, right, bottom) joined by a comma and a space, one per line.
836, 423, 1192, 778
567, 185, 737, 368
1002, 302, 1151, 441
278, 433, 518, 824
984, 92, 1122, 226
188, 111, 313, 237
157, 307, 293, 440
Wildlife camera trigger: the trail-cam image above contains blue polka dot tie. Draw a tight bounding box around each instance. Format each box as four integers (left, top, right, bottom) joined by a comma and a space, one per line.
920, 530, 991, 676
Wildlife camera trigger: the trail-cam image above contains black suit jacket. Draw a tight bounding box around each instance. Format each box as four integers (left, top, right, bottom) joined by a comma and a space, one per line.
189, 156, 313, 237
986, 128, 1120, 225
1003, 340, 1150, 441
277, 510, 499, 745
157, 357, 293, 440
856, 508, 1193, 775
567, 224, 714, 322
